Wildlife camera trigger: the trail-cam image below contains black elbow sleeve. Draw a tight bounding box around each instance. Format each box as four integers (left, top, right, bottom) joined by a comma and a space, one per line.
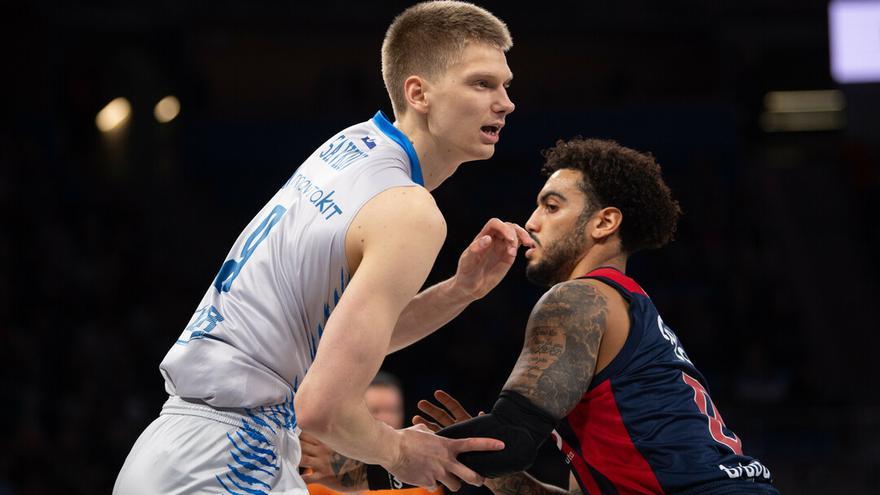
436, 390, 557, 478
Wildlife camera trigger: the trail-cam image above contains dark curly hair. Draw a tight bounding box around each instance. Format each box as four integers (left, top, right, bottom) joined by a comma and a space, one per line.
541, 138, 682, 254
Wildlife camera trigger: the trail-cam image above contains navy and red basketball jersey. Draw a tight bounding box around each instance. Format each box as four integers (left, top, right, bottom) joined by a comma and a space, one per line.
552, 267, 774, 494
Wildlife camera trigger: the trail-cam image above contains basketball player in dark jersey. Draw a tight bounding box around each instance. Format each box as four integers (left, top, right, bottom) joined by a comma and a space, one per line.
299, 138, 779, 494
411, 138, 780, 494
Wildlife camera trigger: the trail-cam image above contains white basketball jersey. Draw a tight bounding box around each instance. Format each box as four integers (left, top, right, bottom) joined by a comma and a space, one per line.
160, 111, 424, 410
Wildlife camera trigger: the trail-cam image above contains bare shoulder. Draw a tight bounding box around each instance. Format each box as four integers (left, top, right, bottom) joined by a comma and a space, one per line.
504, 278, 611, 418
346, 186, 446, 272
357, 186, 445, 236
529, 278, 610, 326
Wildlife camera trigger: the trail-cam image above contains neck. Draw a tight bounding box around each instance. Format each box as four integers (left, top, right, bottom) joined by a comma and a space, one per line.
394, 111, 464, 191
567, 247, 627, 280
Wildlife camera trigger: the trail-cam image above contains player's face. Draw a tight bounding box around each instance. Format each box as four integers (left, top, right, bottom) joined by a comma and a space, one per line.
365, 385, 404, 429
524, 169, 593, 287
426, 43, 515, 162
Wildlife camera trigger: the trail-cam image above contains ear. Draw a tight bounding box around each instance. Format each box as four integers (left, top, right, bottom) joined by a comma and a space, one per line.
403, 75, 430, 115
589, 207, 623, 242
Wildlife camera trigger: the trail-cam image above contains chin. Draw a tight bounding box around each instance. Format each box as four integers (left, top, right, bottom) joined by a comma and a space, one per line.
457, 146, 494, 164
475, 145, 496, 160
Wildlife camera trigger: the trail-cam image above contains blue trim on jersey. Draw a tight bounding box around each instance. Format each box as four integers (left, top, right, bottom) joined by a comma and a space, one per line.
372, 110, 424, 186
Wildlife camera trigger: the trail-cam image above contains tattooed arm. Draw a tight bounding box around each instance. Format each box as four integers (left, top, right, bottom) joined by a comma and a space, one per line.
300, 431, 368, 492
503, 279, 607, 418
487, 472, 580, 495
434, 280, 608, 477
416, 391, 583, 495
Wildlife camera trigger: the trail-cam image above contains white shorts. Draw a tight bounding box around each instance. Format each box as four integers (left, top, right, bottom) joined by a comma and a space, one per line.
114, 396, 308, 495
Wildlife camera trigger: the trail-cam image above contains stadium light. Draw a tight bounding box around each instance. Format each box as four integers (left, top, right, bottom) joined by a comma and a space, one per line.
760, 90, 846, 132
154, 95, 181, 123
95, 97, 132, 132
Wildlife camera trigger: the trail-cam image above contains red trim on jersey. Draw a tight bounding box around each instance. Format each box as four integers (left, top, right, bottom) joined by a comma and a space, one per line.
556, 434, 602, 495
565, 380, 664, 494
583, 267, 648, 296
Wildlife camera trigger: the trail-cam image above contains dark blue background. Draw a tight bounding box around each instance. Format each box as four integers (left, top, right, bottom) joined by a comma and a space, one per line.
2, 1, 879, 493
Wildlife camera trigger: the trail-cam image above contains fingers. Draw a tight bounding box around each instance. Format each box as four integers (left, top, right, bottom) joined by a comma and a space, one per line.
412, 415, 442, 432
417, 399, 455, 427
443, 438, 502, 487
433, 390, 472, 422
509, 223, 535, 247
410, 422, 433, 433
443, 461, 485, 488
437, 472, 462, 492
451, 437, 505, 453
301, 470, 323, 484
299, 431, 323, 446
476, 218, 517, 247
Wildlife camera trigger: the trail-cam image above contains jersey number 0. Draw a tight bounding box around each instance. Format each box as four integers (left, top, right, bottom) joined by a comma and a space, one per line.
682, 372, 744, 455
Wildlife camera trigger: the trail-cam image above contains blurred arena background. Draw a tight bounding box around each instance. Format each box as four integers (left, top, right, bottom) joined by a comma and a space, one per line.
2, 0, 879, 493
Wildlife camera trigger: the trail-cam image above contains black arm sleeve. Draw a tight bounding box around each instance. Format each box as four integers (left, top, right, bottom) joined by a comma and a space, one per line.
435, 390, 558, 478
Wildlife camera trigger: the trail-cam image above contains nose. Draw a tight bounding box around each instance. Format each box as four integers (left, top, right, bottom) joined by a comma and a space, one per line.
493, 86, 515, 115
525, 207, 540, 235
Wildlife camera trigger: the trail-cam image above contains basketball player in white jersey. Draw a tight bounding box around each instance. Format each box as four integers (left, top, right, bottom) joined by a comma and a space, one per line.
114, 2, 530, 494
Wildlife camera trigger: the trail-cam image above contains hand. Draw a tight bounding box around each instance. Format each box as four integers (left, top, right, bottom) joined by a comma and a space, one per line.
452, 219, 534, 300
300, 431, 367, 492
413, 390, 481, 432
414, 392, 522, 493
386, 423, 503, 492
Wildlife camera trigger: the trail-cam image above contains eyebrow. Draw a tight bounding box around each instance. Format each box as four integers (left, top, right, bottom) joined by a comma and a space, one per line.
538, 191, 566, 204
469, 72, 514, 85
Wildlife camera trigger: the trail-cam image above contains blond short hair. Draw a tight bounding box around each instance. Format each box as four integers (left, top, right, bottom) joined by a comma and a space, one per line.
381, 1, 513, 116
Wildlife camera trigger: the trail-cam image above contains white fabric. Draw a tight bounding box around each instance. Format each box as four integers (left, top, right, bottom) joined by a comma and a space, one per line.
115, 113, 421, 493
113, 397, 307, 494
159, 112, 420, 409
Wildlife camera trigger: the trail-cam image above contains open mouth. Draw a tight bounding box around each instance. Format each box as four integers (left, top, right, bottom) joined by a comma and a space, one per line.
481, 125, 500, 135
480, 124, 502, 143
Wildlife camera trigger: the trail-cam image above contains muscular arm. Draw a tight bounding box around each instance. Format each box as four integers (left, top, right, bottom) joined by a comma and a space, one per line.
295, 187, 503, 490
436, 280, 608, 476
388, 219, 533, 354
503, 279, 607, 418
294, 186, 446, 467
387, 277, 474, 353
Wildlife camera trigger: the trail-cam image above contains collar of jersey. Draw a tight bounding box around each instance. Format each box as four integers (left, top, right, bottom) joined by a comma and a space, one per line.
372, 110, 424, 187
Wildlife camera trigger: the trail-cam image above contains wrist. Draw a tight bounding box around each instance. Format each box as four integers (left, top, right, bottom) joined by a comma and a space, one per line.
444, 275, 480, 304
379, 427, 404, 471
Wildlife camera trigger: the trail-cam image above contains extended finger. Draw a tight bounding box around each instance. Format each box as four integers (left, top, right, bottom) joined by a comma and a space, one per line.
469, 234, 493, 253
433, 390, 472, 421
451, 437, 505, 453
508, 222, 535, 247
412, 415, 442, 432
481, 218, 518, 243
436, 471, 463, 492
417, 399, 455, 426
444, 461, 485, 488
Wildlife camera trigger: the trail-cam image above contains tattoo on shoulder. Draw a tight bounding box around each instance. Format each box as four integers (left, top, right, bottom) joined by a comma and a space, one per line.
505, 281, 608, 419
330, 452, 367, 488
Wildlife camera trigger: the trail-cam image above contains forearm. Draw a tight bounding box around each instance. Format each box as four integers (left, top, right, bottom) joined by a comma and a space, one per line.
308, 400, 399, 466
487, 473, 573, 495
388, 277, 474, 353
296, 301, 403, 467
